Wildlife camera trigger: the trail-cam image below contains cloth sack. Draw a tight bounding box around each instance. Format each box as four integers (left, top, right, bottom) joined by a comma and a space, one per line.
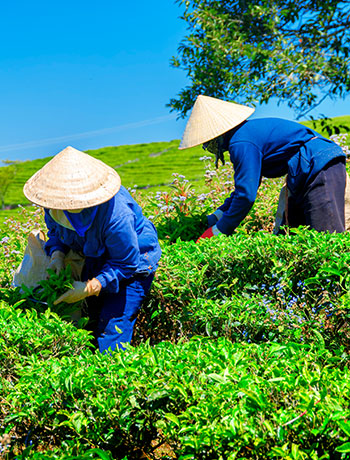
13, 229, 85, 288
13, 229, 86, 323
273, 185, 290, 235
273, 172, 350, 234
12, 229, 50, 288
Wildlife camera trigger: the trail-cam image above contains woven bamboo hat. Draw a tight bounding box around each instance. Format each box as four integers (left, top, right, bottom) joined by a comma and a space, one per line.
179, 95, 255, 150
23, 146, 121, 210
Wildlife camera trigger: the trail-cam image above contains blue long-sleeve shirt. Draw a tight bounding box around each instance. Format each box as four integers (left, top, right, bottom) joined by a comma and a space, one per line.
216, 118, 345, 235
44, 186, 161, 293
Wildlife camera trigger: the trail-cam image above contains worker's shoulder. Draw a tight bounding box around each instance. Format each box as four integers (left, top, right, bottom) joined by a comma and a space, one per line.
231, 117, 308, 141
99, 186, 140, 222
242, 117, 299, 129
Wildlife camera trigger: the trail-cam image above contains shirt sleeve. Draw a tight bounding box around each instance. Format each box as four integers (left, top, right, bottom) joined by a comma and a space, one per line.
95, 212, 141, 293
216, 141, 262, 235
44, 210, 70, 257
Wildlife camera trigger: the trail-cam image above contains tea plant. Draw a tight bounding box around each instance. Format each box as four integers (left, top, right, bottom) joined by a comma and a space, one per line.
1, 137, 350, 459
135, 228, 350, 352
3, 265, 86, 325
139, 158, 281, 243
1, 339, 350, 459
0, 301, 93, 382
146, 173, 210, 242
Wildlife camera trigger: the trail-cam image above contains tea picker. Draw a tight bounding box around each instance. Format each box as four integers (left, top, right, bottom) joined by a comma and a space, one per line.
179, 95, 347, 240
22, 146, 161, 353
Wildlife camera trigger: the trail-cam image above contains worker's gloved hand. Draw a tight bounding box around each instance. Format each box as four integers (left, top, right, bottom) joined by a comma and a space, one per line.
207, 210, 223, 228
47, 250, 65, 275
196, 225, 221, 243
54, 278, 102, 305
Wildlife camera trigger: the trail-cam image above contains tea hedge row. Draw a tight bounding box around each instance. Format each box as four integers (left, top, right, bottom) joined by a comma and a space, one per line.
3, 227, 350, 357
0, 302, 93, 382
1, 338, 350, 459
1, 167, 350, 459
135, 228, 350, 352
5, 227, 350, 354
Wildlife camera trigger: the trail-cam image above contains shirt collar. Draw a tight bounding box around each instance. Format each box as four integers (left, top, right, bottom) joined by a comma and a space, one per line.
63, 206, 98, 237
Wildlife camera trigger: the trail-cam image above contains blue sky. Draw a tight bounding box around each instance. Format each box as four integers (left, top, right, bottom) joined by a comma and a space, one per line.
1, 0, 349, 163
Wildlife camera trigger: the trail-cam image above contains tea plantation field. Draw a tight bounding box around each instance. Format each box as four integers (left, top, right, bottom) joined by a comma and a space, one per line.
1, 123, 350, 459
1, 115, 349, 224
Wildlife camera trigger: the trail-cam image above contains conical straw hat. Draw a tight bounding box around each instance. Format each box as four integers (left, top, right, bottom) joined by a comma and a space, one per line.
23, 146, 121, 210
179, 95, 255, 150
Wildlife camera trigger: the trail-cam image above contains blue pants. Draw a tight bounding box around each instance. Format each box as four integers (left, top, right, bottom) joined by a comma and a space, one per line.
85, 273, 154, 353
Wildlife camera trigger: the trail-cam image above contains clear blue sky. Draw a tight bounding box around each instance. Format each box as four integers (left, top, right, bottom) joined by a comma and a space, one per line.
1, 0, 349, 163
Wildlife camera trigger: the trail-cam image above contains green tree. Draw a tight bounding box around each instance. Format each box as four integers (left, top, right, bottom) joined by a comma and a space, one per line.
0, 161, 18, 209
169, 0, 350, 118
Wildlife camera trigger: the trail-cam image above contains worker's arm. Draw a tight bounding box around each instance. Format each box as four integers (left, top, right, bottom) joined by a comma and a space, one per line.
216, 141, 262, 235
54, 211, 141, 303
94, 212, 141, 293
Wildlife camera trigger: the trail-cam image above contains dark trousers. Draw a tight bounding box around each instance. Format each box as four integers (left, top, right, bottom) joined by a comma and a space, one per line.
285, 158, 346, 233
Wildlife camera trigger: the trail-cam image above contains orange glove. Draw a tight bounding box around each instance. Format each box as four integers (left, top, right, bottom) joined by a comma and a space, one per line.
54, 278, 102, 305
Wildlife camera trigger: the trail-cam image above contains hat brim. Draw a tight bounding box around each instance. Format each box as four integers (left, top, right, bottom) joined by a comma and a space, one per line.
179, 95, 255, 150
23, 146, 121, 210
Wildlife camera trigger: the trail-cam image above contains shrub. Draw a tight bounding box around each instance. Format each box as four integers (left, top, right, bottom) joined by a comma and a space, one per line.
136, 228, 350, 351
2, 152, 350, 459
1, 339, 350, 459
0, 301, 93, 380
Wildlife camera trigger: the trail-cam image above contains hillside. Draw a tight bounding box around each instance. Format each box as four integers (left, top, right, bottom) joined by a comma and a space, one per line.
0, 140, 206, 223
2, 141, 204, 207
1, 115, 349, 225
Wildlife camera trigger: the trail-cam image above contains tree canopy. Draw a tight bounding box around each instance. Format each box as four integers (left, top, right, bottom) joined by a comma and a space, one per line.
169, 0, 350, 118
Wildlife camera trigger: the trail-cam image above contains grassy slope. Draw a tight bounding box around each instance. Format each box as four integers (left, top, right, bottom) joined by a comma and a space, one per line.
1, 115, 349, 225
3, 141, 204, 207
301, 115, 350, 134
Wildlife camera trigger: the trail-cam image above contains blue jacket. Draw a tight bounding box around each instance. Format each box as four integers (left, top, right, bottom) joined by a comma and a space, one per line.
44, 186, 161, 293
216, 118, 345, 235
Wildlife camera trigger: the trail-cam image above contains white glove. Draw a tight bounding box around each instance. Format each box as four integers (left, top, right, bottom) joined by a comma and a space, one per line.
54, 278, 102, 305
47, 250, 65, 275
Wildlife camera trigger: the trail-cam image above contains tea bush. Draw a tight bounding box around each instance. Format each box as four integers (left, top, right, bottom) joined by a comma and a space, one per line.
0, 301, 93, 380
1, 339, 350, 459
1, 148, 350, 459
13, 448, 115, 459
135, 229, 350, 352
6, 265, 86, 322
142, 163, 281, 243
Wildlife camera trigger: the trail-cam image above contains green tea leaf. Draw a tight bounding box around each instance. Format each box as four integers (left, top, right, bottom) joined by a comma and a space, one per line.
338, 420, 350, 437
336, 442, 350, 453
164, 413, 180, 427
